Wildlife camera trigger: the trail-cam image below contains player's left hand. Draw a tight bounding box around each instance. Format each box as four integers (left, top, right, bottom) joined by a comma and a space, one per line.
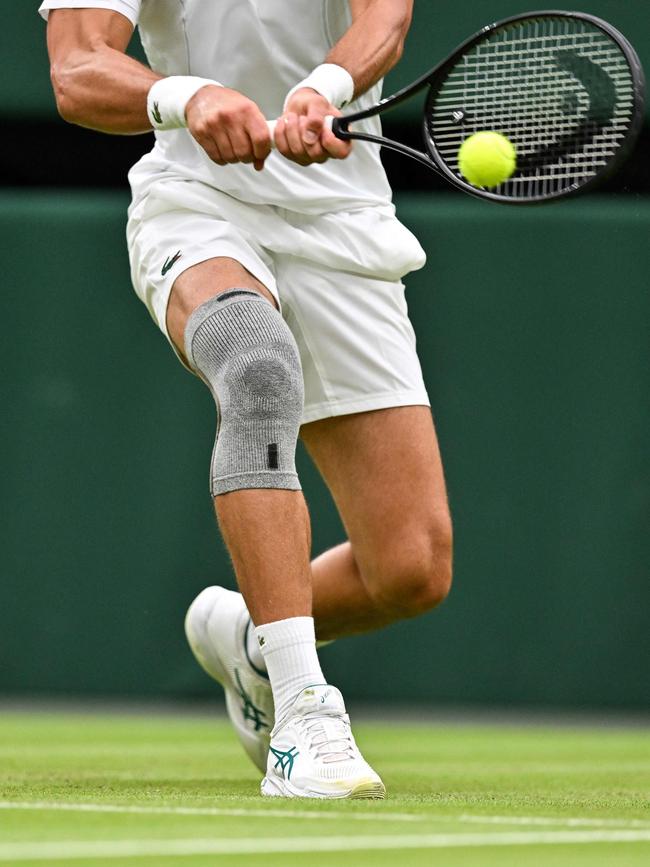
274, 89, 352, 166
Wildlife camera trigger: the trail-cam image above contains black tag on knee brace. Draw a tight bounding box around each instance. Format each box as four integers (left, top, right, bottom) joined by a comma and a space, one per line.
267, 443, 279, 469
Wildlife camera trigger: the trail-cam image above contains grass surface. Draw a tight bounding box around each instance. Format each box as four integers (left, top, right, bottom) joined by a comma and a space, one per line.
1, 711, 649, 865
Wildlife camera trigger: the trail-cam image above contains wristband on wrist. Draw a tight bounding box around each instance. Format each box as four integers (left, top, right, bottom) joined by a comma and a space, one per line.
147, 76, 223, 130
283, 63, 354, 111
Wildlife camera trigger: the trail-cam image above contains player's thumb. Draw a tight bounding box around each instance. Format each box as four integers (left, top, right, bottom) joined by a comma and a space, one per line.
302, 108, 324, 145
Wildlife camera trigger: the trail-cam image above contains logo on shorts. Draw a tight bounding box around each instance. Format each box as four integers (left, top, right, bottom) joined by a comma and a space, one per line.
152, 101, 163, 125
161, 250, 182, 276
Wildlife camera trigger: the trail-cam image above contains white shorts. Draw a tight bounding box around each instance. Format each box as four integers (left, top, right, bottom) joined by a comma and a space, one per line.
127, 178, 430, 424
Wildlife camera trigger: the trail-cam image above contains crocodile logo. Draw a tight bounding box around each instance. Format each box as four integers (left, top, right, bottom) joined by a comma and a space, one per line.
161, 250, 182, 276
152, 101, 163, 125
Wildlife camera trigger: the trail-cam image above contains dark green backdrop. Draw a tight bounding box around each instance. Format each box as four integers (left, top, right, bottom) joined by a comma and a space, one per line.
2, 191, 649, 708
8, 1, 650, 121
2, 2, 649, 709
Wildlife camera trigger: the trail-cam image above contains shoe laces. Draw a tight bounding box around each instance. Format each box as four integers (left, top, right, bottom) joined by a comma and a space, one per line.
300, 712, 356, 763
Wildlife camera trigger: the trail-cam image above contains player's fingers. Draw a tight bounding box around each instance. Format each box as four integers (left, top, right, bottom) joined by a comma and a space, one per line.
303, 104, 325, 146
248, 115, 272, 165
191, 130, 227, 166
272, 116, 297, 162
273, 115, 290, 154
227, 125, 256, 163
299, 116, 328, 164
214, 129, 236, 163
321, 124, 353, 160
284, 113, 310, 164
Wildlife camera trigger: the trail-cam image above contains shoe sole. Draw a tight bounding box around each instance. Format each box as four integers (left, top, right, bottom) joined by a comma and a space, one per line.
261, 776, 386, 800
349, 780, 386, 800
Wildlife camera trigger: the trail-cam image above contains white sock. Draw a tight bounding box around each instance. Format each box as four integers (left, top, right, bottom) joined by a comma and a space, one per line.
246, 620, 333, 674
245, 618, 267, 674
255, 616, 326, 722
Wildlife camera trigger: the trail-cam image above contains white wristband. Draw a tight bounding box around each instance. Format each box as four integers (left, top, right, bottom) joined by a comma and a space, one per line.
283, 63, 354, 111
147, 76, 223, 130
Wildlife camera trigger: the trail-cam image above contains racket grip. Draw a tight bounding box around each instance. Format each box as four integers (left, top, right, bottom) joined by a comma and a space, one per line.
266, 116, 335, 149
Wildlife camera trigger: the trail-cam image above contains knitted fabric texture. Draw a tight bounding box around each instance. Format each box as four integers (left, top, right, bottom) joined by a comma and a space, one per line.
185, 290, 304, 495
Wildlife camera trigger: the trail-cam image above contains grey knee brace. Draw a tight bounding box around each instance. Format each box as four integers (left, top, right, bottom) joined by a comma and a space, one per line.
184, 290, 303, 495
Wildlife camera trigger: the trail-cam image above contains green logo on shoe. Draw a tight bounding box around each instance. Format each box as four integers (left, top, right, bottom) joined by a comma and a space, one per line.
269, 745, 300, 781
234, 669, 269, 732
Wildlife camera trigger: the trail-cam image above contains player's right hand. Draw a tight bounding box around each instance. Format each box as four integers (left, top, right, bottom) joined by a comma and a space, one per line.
274, 89, 353, 166
185, 85, 271, 172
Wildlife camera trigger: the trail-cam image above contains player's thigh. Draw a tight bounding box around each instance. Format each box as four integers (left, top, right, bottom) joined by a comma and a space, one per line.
128, 195, 279, 366
166, 257, 276, 360
301, 405, 452, 590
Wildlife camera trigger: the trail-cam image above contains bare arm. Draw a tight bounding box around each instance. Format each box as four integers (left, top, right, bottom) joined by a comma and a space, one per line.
330, 0, 413, 99
46, 9, 271, 168
47, 9, 157, 133
275, 0, 412, 164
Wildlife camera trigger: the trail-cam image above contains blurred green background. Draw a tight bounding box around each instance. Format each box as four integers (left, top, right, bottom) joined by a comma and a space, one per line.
1, 2, 648, 710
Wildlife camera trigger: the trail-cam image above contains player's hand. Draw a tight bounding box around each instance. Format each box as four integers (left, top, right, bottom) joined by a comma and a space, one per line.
274, 89, 353, 166
186, 85, 271, 171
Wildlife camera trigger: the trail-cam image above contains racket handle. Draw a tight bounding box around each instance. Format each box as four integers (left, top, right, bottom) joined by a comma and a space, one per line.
266, 116, 335, 149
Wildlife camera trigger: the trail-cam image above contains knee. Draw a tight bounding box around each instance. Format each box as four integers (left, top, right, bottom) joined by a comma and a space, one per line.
184, 289, 304, 496
366, 518, 453, 620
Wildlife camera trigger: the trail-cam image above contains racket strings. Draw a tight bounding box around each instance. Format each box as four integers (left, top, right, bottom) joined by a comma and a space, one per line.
428, 17, 638, 199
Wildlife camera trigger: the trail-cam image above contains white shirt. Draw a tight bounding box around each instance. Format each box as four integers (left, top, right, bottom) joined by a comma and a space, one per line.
39, 0, 394, 215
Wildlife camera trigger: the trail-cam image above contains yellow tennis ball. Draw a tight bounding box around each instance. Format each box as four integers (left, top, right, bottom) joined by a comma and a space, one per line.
458, 132, 516, 188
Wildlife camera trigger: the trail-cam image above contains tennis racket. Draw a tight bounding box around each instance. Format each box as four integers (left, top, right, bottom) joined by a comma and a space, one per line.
270, 10, 645, 204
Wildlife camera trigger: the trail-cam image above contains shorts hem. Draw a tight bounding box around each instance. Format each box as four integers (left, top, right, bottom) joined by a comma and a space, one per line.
148, 247, 278, 373
300, 390, 431, 425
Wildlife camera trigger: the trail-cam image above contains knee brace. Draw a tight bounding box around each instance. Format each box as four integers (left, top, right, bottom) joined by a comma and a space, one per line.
184, 290, 304, 495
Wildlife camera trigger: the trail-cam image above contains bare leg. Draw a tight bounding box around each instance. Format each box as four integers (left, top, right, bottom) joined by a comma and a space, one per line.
175, 261, 414, 800
215, 489, 311, 625
301, 406, 453, 639
168, 258, 312, 625
170, 264, 450, 636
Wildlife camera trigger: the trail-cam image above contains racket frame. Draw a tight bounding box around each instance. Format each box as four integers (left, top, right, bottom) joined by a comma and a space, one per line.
332, 10, 646, 203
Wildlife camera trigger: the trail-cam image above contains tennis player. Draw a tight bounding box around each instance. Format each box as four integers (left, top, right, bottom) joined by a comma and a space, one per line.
40, 0, 452, 800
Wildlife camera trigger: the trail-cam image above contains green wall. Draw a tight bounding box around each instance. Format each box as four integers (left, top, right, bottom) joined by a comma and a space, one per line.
2, 191, 649, 708
12, 1, 650, 121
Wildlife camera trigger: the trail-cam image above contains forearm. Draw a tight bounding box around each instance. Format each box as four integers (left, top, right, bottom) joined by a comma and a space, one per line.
52, 47, 159, 134
47, 9, 158, 134
279, 0, 411, 162
326, 0, 412, 98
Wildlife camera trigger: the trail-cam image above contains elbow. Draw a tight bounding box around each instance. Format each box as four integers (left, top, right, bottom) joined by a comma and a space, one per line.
50, 64, 74, 122
392, 34, 406, 65
50, 62, 82, 124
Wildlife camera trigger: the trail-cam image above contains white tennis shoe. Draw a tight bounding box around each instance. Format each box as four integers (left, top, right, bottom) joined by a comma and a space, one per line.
184, 586, 273, 773
261, 684, 385, 799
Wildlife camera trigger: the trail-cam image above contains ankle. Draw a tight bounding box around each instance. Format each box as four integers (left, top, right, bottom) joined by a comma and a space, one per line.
255, 616, 325, 721
244, 618, 268, 676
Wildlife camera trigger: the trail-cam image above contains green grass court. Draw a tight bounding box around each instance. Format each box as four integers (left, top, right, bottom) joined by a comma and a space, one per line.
1, 711, 649, 865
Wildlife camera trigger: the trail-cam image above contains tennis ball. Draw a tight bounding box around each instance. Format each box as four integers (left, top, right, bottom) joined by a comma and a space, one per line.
458, 132, 516, 188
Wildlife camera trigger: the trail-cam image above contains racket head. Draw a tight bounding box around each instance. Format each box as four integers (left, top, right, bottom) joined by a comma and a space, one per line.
424, 11, 646, 203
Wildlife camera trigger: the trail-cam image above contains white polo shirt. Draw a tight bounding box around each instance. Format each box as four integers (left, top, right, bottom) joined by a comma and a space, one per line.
39, 0, 393, 215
